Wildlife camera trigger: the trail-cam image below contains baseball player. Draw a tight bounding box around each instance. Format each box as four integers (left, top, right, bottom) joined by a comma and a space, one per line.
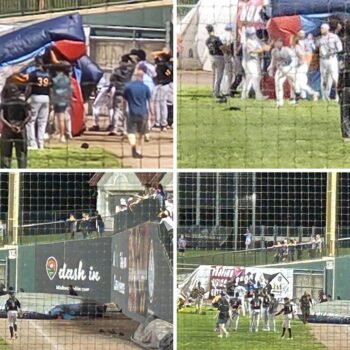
229, 292, 242, 331
249, 291, 262, 332
25, 56, 52, 149
220, 23, 235, 96
268, 38, 297, 107
245, 289, 254, 317
217, 294, 230, 338
205, 24, 225, 101
234, 285, 246, 316
5, 292, 21, 340
190, 282, 205, 314
241, 27, 268, 100
293, 32, 319, 101
261, 290, 270, 331
268, 293, 279, 332
317, 23, 343, 100
299, 291, 312, 324
275, 297, 294, 340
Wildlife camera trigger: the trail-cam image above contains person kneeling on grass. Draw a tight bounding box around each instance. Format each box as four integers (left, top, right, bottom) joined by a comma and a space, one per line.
0, 84, 31, 168
275, 297, 294, 340
123, 64, 154, 159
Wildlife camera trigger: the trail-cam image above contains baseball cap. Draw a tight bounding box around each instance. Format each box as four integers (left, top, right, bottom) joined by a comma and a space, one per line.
206, 24, 214, 33
225, 23, 234, 31
246, 27, 257, 36
137, 63, 148, 74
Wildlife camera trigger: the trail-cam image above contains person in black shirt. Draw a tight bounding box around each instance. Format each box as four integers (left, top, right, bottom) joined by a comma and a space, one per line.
25, 56, 51, 149
229, 292, 242, 331
250, 291, 262, 332
68, 285, 78, 296
153, 51, 173, 131
0, 83, 31, 168
217, 294, 230, 338
275, 297, 294, 339
5, 292, 21, 340
205, 25, 225, 101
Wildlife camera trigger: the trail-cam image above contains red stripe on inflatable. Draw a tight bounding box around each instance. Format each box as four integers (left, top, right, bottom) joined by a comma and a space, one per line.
267, 15, 301, 46
70, 77, 85, 137
52, 40, 86, 62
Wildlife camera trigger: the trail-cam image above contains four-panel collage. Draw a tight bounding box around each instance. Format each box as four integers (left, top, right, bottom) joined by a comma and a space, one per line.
0, 0, 349, 349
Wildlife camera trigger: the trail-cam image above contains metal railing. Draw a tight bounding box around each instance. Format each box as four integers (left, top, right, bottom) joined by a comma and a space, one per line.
0, 0, 157, 18
178, 237, 350, 275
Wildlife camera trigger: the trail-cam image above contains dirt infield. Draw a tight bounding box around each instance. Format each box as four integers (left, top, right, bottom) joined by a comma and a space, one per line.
44, 115, 173, 169
0, 313, 141, 350
310, 324, 350, 350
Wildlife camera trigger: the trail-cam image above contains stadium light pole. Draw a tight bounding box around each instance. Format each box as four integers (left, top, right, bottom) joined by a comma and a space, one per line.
326, 172, 338, 257
234, 174, 239, 251
196, 174, 200, 226
7, 172, 20, 246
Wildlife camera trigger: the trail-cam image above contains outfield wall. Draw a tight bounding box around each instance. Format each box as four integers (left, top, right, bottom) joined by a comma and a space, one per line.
1, 222, 173, 324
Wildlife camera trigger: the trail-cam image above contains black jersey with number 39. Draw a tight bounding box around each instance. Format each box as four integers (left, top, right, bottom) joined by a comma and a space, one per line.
29, 70, 51, 96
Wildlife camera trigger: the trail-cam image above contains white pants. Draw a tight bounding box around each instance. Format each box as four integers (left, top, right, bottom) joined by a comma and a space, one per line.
320, 56, 339, 100
268, 313, 276, 331
275, 66, 296, 105
7, 311, 17, 327
282, 315, 291, 329
295, 64, 317, 97
242, 59, 263, 100
250, 310, 260, 332
222, 54, 234, 95
230, 312, 240, 331
154, 84, 170, 127
262, 307, 269, 329
27, 94, 50, 148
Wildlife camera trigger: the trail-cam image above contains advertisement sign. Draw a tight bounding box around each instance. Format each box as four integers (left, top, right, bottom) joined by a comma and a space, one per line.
35, 238, 112, 302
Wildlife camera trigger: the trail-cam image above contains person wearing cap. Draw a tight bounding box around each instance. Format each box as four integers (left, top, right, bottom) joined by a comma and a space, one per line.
21, 56, 52, 150
268, 38, 297, 107
316, 23, 343, 100
205, 24, 225, 101
275, 296, 294, 340
5, 292, 22, 340
0, 83, 31, 168
216, 292, 230, 338
293, 32, 319, 101
249, 291, 262, 332
241, 27, 268, 100
123, 64, 154, 158
220, 23, 235, 96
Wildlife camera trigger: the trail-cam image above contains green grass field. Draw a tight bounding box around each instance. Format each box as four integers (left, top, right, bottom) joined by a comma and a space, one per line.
0, 339, 9, 350
178, 306, 326, 350
8, 145, 121, 168
178, 86, 350, 168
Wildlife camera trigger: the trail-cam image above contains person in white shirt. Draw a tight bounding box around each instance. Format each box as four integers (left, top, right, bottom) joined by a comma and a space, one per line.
220, 23, 235, 96
241, 27, 268, 100
268, 38, 297, 107
316, 23, 343, 100
244, 228, 253, 250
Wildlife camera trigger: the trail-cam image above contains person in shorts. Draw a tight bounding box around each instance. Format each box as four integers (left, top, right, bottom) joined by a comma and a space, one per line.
123, 64, 154, 158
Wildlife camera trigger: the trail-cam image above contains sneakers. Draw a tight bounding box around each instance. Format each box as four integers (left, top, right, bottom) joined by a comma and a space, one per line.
14, 332, 18, 339
287, 337, 293, 340
218, 334, 223, 338
161, 126, 168, 132
132, 147, 142, 159
281, 336, 285, 339
88, 125, 100, 132
108, 131, 118, 136
313, 92, 320, 101
144, 135, 150, 142
59, 136, 67, 143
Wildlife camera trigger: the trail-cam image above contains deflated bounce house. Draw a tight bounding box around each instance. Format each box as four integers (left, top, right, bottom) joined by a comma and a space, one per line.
0, 13, 103, 136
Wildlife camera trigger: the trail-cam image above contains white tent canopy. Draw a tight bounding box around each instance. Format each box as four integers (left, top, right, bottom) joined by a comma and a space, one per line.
179, 0, 239, 71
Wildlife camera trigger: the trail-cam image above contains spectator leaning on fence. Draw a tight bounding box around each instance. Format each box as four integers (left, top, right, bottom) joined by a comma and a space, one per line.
244, 228, 253, 250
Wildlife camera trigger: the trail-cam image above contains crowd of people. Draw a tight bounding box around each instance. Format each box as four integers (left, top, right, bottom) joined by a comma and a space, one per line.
185, 279, 334, 341
66, 211, 105, 239
0, 46, 173, 167
205, 18, 344, 107
90, 48, 173, 158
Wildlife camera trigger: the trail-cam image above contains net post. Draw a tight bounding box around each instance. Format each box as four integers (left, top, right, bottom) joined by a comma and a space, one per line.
326, 172, 338, 257
7, 172, 20, 246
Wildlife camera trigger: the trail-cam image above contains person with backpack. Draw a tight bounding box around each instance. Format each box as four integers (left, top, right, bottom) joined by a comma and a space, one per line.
51, 62, 72, 143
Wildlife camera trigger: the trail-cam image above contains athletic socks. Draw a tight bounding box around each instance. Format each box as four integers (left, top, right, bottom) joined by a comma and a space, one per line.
288, 328, 292, 338
9, 326, 13, 338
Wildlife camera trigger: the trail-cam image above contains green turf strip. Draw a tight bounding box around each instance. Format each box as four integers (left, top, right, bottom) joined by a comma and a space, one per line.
178, 306, 326, 350
178, 86, 350, 168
